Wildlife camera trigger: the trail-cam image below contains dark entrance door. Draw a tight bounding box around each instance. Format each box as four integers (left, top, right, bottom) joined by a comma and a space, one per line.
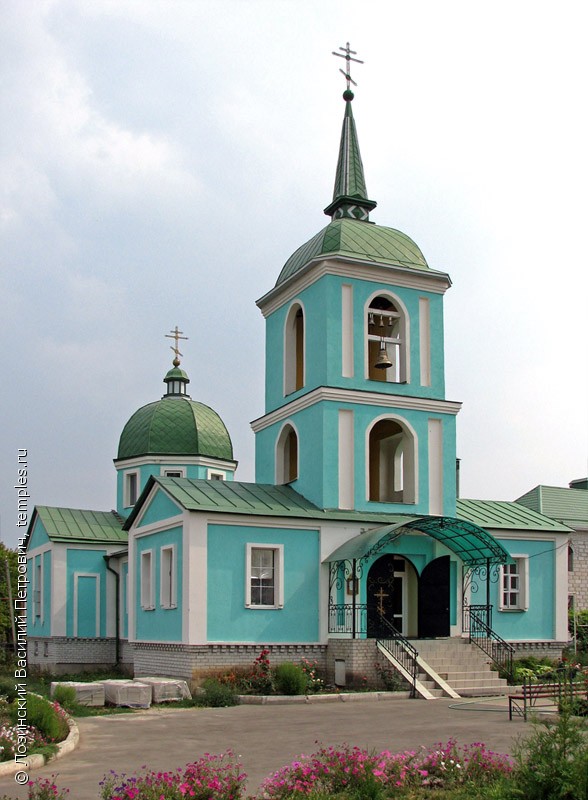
367, 555, 405, 637
418, 555, 450, 637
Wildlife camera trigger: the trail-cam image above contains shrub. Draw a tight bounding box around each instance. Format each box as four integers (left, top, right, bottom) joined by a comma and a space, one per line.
509, 705, 588, 800
273, 662, 307, 695
375, 663, 405, 691
0, 678, 18, 702
9, 694, 69, 742
52, 685, 77, 712
300, 658, 324, 693
197, 679, 238, 707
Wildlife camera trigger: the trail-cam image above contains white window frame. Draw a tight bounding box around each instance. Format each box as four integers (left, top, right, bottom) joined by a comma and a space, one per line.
124, 470, 140, 507
500, 556, 529, 611
140, 549, 155, 610
364, 293, 409, 385
207, 469, 225, 481
159, 545, 177, 609
245, 543, 284, 609
34, 557, 43, 621
161, 467, 186, 478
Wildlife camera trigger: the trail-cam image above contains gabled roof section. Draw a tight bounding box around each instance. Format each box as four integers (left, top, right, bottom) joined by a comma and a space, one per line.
30, 507, 127, 545
457, 498, 572, 532
515, 485, 588, 528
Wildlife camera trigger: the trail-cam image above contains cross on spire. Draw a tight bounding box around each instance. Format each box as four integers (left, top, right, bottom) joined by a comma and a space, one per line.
165, 326, 188, 367
332, 42, 364, 91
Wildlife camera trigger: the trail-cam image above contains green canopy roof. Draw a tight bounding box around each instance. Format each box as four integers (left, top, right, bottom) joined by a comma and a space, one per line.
325, 516, 512, 567
31, 507, 126, 544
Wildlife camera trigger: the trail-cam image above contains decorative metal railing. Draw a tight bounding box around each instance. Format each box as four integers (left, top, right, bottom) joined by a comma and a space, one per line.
466, 606, 514, 681
375, 614, 418, 699
463, 603, 493, 631
328, 603, 368, 637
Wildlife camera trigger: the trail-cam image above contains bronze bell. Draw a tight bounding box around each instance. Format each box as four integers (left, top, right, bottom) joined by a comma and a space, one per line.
374, 341, 393, 370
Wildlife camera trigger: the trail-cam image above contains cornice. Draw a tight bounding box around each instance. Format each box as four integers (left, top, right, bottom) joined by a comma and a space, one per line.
257, 256, 451, 318
113, 455, 237, 471
251, 386, 462, 432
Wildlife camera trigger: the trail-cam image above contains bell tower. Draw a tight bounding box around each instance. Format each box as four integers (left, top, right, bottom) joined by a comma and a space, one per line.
252, 46, 461, 516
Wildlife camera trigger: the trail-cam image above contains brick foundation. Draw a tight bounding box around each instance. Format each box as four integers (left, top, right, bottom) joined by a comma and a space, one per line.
28, 637, 133, 675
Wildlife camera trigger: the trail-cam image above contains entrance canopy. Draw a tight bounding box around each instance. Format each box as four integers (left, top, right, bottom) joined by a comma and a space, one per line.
324, 515, 511, 567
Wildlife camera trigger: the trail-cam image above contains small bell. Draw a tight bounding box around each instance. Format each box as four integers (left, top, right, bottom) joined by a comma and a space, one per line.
374, 341, 393, 370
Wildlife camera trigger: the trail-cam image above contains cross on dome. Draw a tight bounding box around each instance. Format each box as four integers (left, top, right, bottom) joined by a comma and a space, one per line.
165, 326, 189, 367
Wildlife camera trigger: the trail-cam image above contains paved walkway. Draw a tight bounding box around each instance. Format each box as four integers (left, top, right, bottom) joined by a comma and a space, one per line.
0, 696, 530, 799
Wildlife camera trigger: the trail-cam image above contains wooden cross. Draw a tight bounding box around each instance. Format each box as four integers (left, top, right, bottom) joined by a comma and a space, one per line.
332, 42, 364, 90
165, 326, 188, 363
374, 588, 389, 615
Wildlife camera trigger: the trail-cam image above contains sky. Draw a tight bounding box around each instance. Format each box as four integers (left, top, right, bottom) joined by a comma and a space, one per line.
1, 0, 587, 548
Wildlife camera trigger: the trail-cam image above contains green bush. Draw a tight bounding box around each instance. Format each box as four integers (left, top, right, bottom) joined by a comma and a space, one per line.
509, 706, 588, 800
52, 684, 77, 712
197, 679, 238, 707
0, 677, 18, 702
9, 693, 69, 742
273, 662, 307, 695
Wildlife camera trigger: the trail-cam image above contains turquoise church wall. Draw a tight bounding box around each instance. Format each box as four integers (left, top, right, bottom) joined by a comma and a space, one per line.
137, 488, 182, 527
28, 516, 50, 549
122, 561, 129, 639
134, 526, 183, 642
256, 400, 457, 514
472, 538, 556, 640
263, 276, 447, 416
207, 524, 320, 642
27, 550, 52, 636
66, 549, 108, 638
116, 463, 234, 515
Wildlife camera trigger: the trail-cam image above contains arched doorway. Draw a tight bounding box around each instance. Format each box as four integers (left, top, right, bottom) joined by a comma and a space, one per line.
418, 555, 450, 637
366, 555, 406, 637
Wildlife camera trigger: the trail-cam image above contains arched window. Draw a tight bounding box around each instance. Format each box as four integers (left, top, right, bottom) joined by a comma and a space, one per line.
284, 303, 305, 395
276, 424, 298, 484
366, 295, 406, 384
368, 419, 415, 503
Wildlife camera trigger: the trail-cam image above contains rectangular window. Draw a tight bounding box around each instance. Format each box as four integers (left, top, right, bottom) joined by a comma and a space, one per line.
500, 557, 528, 611
125, 471, 139, 507
208, 469, 225, 481
160, 546, 176, 608
162, 468, 185, 478
140, 550, 154, 609
34, 560, 42, 618
245, 544, 284, 609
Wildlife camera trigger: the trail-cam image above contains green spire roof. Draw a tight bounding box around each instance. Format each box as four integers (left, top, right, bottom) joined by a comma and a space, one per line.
324, 91, 377, 222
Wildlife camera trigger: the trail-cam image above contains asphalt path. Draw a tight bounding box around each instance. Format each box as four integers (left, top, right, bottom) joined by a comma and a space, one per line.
0, 696, 530, 799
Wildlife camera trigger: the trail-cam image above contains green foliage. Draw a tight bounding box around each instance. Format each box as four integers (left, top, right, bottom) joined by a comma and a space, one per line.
507, 656, 557, 684
508, 706, 588, 800
0, 677, 18, 702
9, 694, 69, 742
196, 679, 238, 707
273, 662, 307, 695
375, 663, 405, 691
52, 685, 77, 712
569, 609, 588, 652
0, 545, 18, 659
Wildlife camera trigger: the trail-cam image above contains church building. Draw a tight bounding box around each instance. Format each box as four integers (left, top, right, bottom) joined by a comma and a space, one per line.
26, 53, 573, 695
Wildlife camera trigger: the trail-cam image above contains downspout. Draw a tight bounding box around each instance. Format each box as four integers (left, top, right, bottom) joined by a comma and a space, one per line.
104, 555, 120, 667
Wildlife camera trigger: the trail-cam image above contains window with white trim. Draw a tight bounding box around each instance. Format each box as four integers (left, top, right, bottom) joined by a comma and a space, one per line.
368, 419, 415, 503
207, 469, 225, 481
500, 557, 528, 611
160, 545, 176, 608
140, 550, 154, 610
284, 303, 305, 395
124, 470, 140, 507
245, 544, 284, 608
162, 468, 185, 478
276, 424, 298, 484
34, 559, 42, 619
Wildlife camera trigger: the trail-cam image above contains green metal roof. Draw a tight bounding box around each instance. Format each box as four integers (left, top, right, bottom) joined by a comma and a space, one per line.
117, 397, 233, 462
32, 507, 127, 544
325, 516, 512, 567
456, 498, 572, 532
515, 485, 588, 528
276, 218, 429, 286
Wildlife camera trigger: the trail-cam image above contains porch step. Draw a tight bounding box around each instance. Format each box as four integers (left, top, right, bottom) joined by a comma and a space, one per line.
412, 639, 508, 697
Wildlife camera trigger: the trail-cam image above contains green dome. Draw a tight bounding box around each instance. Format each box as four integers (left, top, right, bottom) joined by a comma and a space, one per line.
276, 219, 429, 286
117, 397, 233, 461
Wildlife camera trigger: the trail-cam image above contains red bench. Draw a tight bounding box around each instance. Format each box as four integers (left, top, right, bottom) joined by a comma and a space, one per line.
509, 679, 587, 721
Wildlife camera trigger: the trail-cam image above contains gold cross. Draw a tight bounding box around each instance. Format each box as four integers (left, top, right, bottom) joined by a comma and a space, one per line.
374, 588, 389, 616
332, 42, 364, 90
165, 326, 188, 364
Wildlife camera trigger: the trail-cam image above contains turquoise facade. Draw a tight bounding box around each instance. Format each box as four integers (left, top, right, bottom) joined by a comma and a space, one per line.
116, 462, 234, 515
263, 277, 446, 414
66, 548, 108, 638
136, 488, 183, 527
207, 524, 320, 642
27, 550, 52, 636
255, 399, 457, 515
134, 526, 183, 642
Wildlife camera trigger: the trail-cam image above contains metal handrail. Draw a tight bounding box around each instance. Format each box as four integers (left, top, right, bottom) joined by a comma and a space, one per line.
375, 614, 418, 698
467, 607, 514, 681
328, 602, 368, 637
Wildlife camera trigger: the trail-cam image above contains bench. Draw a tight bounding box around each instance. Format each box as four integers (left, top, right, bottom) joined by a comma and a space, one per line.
508, 678, 587, 721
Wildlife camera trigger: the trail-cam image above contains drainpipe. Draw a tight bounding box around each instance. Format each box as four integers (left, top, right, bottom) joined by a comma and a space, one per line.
455, 459, 461, 499
104, 555, 120, 667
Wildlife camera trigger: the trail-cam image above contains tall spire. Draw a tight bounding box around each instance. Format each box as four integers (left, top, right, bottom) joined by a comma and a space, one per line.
324, 43, 377, 222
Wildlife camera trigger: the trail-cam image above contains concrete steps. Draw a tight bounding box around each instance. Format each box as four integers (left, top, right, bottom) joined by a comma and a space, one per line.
412, 638, 509, 697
